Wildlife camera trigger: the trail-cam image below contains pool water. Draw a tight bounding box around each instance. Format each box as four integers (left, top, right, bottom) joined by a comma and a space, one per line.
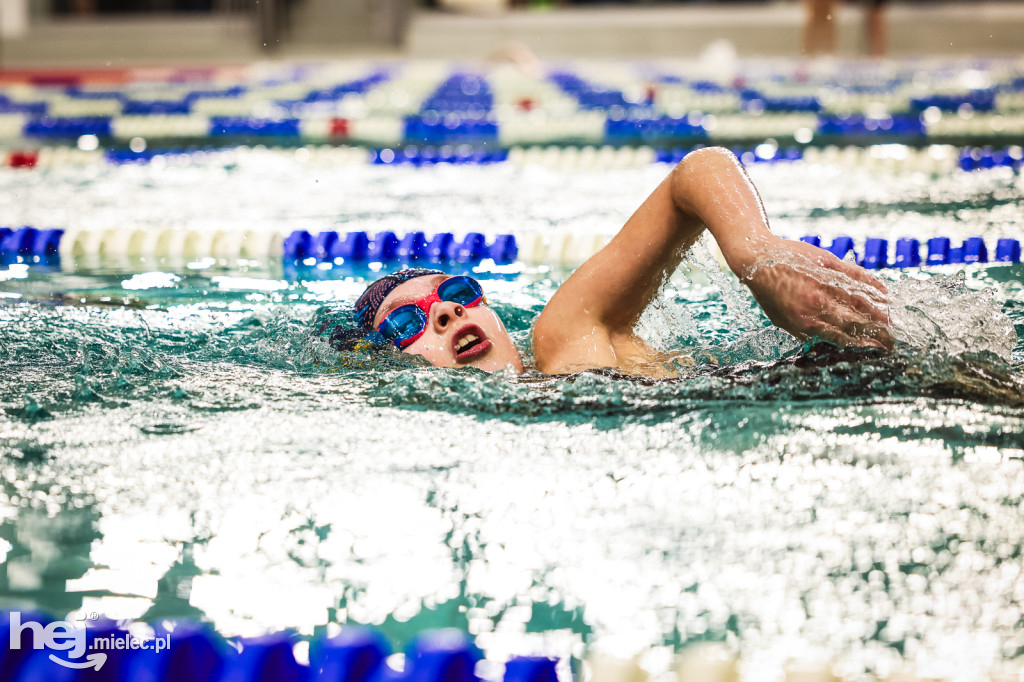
1, 153, 1024, 682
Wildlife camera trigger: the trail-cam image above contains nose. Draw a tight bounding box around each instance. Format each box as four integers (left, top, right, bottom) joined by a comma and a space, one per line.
431, 300, 465, 333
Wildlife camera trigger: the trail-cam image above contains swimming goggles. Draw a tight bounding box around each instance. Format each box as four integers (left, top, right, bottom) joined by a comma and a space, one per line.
376, 275, 485, 349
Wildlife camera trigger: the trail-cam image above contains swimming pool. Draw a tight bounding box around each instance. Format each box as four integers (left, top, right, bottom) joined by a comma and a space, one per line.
1, 58, 1024, 682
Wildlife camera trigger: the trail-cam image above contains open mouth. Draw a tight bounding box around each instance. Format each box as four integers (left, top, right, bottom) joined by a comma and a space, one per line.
452, 325, 492, 362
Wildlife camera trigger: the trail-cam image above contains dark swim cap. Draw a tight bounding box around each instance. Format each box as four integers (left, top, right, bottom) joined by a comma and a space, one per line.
353, 268, 445, 330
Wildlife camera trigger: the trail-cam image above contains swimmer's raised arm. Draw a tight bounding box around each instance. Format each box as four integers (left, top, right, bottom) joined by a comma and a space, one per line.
532, 147, 892, 375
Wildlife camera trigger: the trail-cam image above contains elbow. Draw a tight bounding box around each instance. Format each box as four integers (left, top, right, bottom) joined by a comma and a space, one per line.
676, 146, 738, 173
669, 146, 741, 213
671, 147, 742, 186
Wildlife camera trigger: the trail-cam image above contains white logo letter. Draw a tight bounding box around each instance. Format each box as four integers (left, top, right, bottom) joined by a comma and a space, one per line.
9, 613, 45, 650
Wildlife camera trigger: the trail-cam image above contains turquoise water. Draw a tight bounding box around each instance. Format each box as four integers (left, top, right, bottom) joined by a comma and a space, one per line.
1, 154, 1024, 680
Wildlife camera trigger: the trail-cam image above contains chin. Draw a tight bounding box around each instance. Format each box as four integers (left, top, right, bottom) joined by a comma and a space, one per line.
471, 351, 524, 374
454, 336, 524, 373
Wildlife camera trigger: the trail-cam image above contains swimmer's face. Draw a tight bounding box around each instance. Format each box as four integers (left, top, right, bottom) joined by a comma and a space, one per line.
373, 275, 524, 374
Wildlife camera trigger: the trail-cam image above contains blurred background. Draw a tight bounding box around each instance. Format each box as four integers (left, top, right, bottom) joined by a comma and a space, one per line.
0, 0, 1023, 66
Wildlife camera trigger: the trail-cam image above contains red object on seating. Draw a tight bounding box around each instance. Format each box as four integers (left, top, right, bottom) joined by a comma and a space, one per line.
330, 118, 350, 137
516, 97, 535, 111
8, 151, 39, 168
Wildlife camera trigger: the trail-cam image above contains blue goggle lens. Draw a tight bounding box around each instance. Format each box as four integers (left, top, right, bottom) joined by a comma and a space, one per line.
438, 276, 483, 306
379, 306, 427, 345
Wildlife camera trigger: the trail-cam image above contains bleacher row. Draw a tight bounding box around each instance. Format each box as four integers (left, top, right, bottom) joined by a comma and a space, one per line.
2, 60, 1024, 147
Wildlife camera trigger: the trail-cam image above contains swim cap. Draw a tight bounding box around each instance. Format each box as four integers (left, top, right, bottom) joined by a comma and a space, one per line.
353, 268, 445, 329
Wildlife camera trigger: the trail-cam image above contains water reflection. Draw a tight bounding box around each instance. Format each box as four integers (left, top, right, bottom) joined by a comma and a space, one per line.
1, 254, 1023, 679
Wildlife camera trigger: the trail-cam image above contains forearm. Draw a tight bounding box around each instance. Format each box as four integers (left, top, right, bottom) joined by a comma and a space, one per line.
670, 148, 893, 349
669, 147, 777, 275
535, 147, 779, 369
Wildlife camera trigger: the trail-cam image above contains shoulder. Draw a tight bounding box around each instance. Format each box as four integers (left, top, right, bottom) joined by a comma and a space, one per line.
532, 306, 617, 375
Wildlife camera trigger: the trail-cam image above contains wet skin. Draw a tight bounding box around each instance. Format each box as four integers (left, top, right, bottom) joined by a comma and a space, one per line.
374, 148, 892, 376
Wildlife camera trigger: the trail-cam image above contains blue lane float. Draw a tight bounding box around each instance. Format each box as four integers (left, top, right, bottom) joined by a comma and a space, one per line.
369, 147, 508, 166
0, 227, 64, 258
308, 626, 389, 682
926, 237, 951, 265
221, 632, 305, 682
796, 235, 1021, 268
282, 230, 313, 260
398, 232, 429, 260
335, 232, 371, 261
367, 231, 400, 262
997, 238, 1022, 262
958, 146, 1023, 172
311, 231, 341, 261
827, 236, 856, 261
452, 232, 488, 263
1, 226, 1018, 272
427, 233, 455, 262
910, 90, 997, 113
283, 230, 519, 266
121, 623, 225, 682
210, 118, 302, 138
398, 630, 481, 682
861, 237, 888, 269
895, 238, 921, 268
401, 117, 499, 146
503, 657, 559, 682
605, 115, 707, 144
23, 117, 113, 139
817, 114, 924, 138
0, 612, 559, 682
89, 143, 1019, 170
489, 235, 518, 264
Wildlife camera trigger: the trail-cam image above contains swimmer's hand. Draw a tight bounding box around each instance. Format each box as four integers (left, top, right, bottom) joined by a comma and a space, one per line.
736, 237, 894, 350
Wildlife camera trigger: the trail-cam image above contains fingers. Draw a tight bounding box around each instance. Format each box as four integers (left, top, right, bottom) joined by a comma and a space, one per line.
812, 263, 890, 324
853, 321, 894, 349
838, 287, 893, 339
827, 329, 886, 349
825, 328, 889, 350
843, 290, 891, 326
807, 320, 889, 350
817, 306, 895, 350
824, 254, 890, 295
750, 246, 895, 350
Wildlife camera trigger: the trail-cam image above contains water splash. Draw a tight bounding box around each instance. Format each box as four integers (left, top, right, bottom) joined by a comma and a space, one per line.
686, 234, 765, 331
889, 271, 1017, 361
635, 287, 701, 352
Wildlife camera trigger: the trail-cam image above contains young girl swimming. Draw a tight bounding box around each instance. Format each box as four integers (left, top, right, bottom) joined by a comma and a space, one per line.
341, 147, 893, 376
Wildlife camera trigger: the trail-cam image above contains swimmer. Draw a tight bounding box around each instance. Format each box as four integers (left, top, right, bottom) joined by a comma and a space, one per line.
333, 147, 893, 376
